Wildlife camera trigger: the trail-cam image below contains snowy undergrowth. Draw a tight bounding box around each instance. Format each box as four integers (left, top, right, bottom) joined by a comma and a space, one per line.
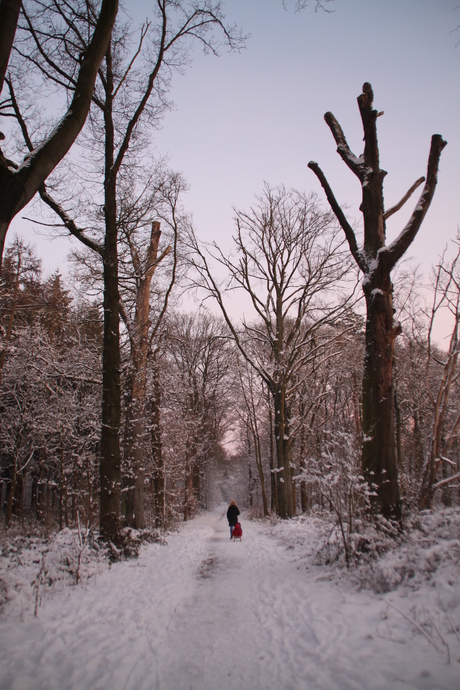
267, 507, 460, 591
359, 510, 460, 595
0, 523, 165, 618
1, 507, 459, 687
267, 507, 460, 664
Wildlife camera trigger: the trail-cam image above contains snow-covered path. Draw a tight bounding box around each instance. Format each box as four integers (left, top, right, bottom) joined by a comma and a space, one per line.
0, 506, 458, 690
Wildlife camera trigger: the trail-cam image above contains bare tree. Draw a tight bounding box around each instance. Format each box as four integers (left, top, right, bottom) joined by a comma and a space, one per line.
419, 236, 460, 508
8, 1, 243, 540
163, 311, 236, 520
236, 357, 269, 516
0, 0, 118, 267
190, 185, 355, 518
118, 171, 186, 529
308, 82, 447, 521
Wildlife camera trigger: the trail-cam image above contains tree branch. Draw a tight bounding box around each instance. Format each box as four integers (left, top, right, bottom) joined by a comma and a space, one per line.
113, 21, 150, 100
12, 0, 119, 216
186, 229, 274, 391
39, 186, 103, 256
5, 78, 34, 151
20, 4, 79, 91
119, 298, 134, 347
357, 82, 381, 172
382, 134, 447, 271
383, 176, 425, 221
0, 0, 21, 96
324, 111, 366, 180
433, 471, 460, 491
308, 161, 367, 273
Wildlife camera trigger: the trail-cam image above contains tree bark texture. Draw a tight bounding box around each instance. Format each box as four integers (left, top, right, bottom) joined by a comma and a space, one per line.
362, 274, 401, 518
308, 82, 446, 521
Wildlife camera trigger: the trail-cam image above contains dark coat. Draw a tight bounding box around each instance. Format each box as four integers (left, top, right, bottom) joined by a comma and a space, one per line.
227, 504, 240, 526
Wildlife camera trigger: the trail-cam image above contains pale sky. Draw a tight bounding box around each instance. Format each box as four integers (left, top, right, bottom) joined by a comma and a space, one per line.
13, 0, 460, 281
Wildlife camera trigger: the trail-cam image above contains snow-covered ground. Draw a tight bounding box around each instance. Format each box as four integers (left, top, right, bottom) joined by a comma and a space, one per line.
0, 506, 459, 690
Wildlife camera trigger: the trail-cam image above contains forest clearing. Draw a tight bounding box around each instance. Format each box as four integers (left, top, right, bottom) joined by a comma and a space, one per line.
1, 505, 459, 690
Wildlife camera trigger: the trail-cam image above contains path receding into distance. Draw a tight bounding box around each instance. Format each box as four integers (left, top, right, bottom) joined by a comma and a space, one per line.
0, 506, 457, 690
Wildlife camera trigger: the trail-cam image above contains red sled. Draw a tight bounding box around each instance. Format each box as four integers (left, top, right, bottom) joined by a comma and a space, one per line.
232, 522, 243, 540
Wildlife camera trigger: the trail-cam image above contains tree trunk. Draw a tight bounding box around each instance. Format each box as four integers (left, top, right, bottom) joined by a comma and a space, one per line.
183, 452, 191, 522
123, 223, 163, 529
419, 274, 459, 509
394, 386, 403, 473
192, 458, 201, 507
362, 278, 401, 520
0, 242, 20, 384
0, 0, 21, 95
149, 358, 165, 528
99, 208, 121, 539
0, 220, 10, 274
273, 388, 295, 518
300, 470, 308, 513
123, 393, 145, 529
254, 428, 269, 517
419, 413, 444, 510
245, 401, 269, 516
99, 63, 121, 539
5, 464, 16, 528
300, 428, 308, 513
268, 394, 278, 514
59, 449, 64, 531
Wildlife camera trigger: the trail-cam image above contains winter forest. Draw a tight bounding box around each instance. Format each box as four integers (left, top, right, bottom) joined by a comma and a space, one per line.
1, 1, 460, 689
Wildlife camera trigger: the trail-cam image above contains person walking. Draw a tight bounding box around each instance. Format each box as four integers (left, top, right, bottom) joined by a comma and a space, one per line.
227, 500, 240, 539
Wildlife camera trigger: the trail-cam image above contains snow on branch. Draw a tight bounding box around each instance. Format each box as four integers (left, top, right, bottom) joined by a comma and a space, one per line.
433, 472, 460, 491
324, 111, 367, 180
38, 187, 103, 256
382, 134, 447, 272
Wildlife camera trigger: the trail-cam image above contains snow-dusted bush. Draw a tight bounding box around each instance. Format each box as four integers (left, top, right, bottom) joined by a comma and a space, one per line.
357, 508, 460, 594
268, 506, 460, 602
297, 431, 376, 565
0, 525, 108, 617
106, 526, 167, 561
0, 520, 167, 617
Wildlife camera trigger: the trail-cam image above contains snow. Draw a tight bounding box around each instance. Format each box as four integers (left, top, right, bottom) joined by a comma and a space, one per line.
0, 506, 459, 690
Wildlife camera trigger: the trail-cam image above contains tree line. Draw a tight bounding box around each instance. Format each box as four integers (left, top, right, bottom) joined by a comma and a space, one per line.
1, 206, 459, 545
0, 2, 458, 548
0, 237, 237, 529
